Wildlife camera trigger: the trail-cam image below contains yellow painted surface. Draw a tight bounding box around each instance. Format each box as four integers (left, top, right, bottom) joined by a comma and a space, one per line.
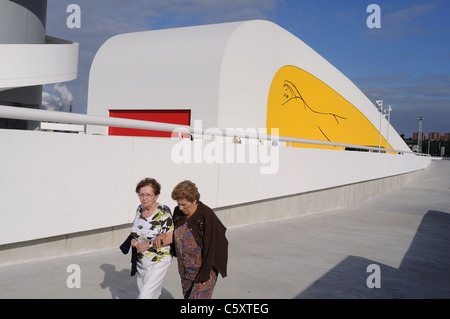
267, 65, 389, 150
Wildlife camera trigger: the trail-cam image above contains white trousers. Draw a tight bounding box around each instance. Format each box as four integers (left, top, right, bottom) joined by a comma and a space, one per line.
136, 258, 172, 299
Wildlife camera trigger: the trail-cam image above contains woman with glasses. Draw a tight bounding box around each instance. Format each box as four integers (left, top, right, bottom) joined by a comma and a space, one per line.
125, 177, 174, 299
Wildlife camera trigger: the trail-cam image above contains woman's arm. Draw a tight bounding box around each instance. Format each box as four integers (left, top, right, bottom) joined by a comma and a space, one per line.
152, 231, 173, 249
131, 239, 151, 254
196, 212, 217, 283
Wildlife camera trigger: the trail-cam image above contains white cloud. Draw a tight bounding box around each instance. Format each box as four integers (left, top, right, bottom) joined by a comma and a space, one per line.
42, 83, 74, 112
362, 2, 440, 40
384, 3, 437, 25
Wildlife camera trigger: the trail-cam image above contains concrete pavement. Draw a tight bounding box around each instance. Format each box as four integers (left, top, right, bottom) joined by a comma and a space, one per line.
0, 159, 449, 299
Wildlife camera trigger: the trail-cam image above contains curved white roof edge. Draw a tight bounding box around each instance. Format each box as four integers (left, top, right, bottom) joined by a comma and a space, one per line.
87, 20, 407, 151
0, 36, 78, 90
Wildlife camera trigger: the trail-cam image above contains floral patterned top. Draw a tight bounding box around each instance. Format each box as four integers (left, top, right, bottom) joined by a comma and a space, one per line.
130, 204, 174, 262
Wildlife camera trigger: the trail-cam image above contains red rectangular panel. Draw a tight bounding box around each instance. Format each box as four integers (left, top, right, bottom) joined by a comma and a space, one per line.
109, 109, 191, 137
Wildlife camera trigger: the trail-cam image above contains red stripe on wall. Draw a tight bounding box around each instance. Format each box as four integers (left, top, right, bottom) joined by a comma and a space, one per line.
109, 109, 191, 137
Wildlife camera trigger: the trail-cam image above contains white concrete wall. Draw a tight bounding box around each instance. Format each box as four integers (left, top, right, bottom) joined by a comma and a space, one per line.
0, 129, 430, 246
216, 145, 430, 207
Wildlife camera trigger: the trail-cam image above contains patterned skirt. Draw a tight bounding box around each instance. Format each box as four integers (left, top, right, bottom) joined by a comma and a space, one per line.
174, 222, 217, 299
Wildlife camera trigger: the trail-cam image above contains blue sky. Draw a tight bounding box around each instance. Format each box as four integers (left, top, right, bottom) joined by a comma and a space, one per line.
45, 0, 450, 137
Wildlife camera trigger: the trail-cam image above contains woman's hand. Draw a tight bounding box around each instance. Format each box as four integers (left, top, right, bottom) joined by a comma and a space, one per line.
131, 239, 151, 253
152, 231, 173, 249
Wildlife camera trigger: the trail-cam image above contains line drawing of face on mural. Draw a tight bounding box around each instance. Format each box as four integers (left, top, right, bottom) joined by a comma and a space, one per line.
282, 80, 347, 142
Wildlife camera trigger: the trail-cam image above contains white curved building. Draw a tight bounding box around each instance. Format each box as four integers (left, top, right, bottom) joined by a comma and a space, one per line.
87, 20, 406, 152
0, 0, 78, 129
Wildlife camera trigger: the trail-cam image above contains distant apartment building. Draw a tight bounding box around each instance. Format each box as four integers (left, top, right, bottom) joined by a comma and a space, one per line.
444, 133, 450, 141
413, 132, 426, 140
412, 132, 449, 141
428, 132, 441, 141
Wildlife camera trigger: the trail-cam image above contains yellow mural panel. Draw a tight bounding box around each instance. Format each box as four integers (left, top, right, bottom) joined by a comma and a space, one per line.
267, 65, 389, 150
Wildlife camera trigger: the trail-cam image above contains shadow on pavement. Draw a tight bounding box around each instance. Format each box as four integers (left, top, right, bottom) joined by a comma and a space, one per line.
99, 264, 175, 299
297, 210, 450, 298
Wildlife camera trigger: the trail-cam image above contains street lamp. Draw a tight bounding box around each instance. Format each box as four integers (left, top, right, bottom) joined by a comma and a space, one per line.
417, 116, 424, 153
385, 105, 392, 152
376, 100, 383, 152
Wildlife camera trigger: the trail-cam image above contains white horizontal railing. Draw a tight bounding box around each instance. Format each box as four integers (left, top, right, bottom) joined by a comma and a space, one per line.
0, 105, 429, 157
